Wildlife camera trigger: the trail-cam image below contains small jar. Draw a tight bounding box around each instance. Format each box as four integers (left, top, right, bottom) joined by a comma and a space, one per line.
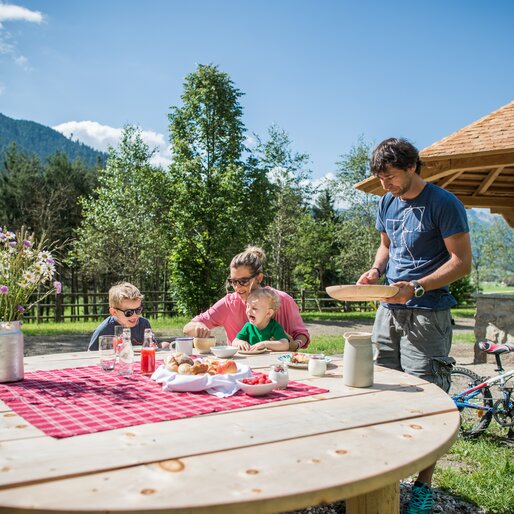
308, 354, 327, 377
269, 362, 289, 389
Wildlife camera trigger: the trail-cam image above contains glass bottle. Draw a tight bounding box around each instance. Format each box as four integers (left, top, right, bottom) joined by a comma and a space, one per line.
118, 328, 134, 375
141, 328, 156, 375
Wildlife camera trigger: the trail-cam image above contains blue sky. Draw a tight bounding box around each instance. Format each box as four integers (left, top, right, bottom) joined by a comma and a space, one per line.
1, 0, 513, 179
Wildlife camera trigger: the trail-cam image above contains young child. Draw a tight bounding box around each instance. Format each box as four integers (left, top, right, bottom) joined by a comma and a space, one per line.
232, 288, 289, 352
88, 282, 152, 351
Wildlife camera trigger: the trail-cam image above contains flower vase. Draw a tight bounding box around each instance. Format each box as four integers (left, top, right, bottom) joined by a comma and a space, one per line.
0, 321, 24, 383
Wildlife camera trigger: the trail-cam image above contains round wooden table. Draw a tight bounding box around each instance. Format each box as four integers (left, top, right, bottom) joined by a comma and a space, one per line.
0, 350, 459, 513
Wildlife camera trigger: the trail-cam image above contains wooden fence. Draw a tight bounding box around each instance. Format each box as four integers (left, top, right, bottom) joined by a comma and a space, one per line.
23, 289, 377, 323
23, 289, 477, 323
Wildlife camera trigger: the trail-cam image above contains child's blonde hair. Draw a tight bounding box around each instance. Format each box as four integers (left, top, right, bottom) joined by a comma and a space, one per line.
109, 282, 144, 309
247, 287, 281, 313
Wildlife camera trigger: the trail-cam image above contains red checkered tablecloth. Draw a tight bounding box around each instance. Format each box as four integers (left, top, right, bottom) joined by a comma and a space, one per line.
0, 365, 329, 438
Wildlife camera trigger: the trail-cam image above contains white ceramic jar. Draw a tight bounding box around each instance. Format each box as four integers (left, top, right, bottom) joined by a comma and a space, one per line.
308, 354, 327, 376
269, 363, 289, 389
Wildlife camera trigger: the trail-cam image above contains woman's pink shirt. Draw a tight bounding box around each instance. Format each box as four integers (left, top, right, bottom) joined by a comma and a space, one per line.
191, 287, 310, 347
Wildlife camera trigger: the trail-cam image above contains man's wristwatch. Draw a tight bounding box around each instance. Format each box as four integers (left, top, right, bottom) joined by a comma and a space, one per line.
410, 280, 425, 298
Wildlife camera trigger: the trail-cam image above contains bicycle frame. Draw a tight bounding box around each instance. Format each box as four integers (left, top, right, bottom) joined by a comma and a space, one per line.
454, 369, 514, 413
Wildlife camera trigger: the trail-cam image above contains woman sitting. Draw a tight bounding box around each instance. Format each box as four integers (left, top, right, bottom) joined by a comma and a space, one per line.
183, 246, 310, 351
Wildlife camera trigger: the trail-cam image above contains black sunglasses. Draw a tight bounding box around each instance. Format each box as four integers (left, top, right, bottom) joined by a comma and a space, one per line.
227, 274, 258, 287
114, 305, 143, 317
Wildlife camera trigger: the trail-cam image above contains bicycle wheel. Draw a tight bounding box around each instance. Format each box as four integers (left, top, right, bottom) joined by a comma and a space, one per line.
449, 367, 493, 436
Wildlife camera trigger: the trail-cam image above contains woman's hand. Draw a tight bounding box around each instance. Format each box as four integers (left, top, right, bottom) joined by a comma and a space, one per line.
183, 321, 211, 338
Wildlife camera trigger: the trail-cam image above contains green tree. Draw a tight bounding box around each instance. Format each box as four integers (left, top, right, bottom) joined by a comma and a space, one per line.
167, 64, 271, 314
72, 126, 171, 289
335, 138, 380, 282
0, 144, 97, 246
255, 125, 312, 291
295, 184, 341, 296
0, 143, 45, 231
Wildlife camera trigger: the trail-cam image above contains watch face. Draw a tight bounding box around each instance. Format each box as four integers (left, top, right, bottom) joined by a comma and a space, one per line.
414, 286, 424, 298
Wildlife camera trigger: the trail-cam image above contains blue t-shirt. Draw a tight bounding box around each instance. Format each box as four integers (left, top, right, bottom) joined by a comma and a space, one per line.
88, 316, 152, 351
376, 182, 469, 310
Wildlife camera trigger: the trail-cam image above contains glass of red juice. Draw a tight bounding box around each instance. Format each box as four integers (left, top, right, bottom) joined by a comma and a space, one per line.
141, 347, 156, 375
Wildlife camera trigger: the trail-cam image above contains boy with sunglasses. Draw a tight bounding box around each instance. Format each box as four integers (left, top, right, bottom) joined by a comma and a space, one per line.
88, 282, 153, 351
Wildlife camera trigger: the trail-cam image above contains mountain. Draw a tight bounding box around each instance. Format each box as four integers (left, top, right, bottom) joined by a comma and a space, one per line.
0, 113, 107, 168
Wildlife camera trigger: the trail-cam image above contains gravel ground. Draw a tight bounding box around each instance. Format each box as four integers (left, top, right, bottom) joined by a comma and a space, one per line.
23, 318, 489, 513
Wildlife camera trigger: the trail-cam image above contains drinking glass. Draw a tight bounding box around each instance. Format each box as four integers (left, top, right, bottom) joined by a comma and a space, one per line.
99, 335, 116, 371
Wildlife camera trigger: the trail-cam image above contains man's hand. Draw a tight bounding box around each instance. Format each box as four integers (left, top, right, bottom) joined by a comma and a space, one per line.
357, 268, 381, 285
387, 281, 415, 304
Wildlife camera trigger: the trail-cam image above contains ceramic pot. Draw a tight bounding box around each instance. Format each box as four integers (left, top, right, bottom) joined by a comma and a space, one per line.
0, 321, 24, 383
342, 332, 378, 388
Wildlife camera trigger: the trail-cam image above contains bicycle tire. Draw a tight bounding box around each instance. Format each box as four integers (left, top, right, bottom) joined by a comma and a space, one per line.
449, 367, 493, 436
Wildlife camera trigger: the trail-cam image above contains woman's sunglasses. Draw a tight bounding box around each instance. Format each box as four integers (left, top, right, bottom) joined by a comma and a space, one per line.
114, 305, 144, 317
227, 274, 258, 287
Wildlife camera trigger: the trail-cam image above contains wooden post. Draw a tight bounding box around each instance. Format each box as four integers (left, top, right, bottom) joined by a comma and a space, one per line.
346, 482, 399, 514
55, 291, 63, 322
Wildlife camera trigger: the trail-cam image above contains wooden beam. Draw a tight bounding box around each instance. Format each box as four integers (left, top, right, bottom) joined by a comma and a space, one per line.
490, 208, 514, 229
426, 152, 514, 174
456, 196, 514, 208
475, 167, 505, 196
438, 170, 465, 189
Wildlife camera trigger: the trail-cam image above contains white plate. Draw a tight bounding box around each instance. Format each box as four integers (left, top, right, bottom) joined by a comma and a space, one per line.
278, 354, 332, 369
237, 348, 270, 355
325, 284, 399, 301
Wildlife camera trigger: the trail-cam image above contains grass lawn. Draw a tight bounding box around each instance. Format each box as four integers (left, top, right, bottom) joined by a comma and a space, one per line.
481, 282, 514, 294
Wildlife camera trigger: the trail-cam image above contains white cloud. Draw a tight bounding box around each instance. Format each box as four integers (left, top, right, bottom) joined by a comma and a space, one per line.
0, 4, 44, 69
0, 4, 43, 25
53, 120, 172, 168
14, 53, 30, 70
0, 82, 4, 95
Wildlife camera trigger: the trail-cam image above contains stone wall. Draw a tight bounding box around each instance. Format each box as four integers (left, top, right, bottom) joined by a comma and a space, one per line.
474, 294, 514, 365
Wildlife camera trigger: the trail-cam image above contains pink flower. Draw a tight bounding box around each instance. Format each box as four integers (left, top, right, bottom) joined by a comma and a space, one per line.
0, 285, 8, 295
53, 281, 62, 294
16, 305, 25, 313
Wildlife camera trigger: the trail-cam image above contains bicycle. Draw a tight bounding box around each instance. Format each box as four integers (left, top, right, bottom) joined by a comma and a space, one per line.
449, 341, 514, 437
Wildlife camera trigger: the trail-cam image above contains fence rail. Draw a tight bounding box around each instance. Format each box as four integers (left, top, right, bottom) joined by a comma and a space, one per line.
23, 289, 476, 323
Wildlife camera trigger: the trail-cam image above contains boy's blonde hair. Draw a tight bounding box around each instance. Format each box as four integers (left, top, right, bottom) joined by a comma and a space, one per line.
247, 287, 281, 313
109, 282, 144, 309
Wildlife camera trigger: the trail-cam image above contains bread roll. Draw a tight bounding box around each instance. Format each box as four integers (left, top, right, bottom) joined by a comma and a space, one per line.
191, 362, 209, 375
177, 354, 194, 366
178, 363, 193, 375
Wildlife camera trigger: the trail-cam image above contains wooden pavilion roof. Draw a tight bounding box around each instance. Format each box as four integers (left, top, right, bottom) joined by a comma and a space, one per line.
354, 100, 514, 228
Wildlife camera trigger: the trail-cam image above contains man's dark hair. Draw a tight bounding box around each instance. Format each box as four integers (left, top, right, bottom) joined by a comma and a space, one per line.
370, 138, 423, 176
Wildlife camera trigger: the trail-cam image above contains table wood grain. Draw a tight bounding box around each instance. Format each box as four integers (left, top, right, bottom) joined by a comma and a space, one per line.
0, 350, 459, 514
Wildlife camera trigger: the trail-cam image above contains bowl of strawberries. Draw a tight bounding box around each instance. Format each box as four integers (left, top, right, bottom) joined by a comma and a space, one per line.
236, 374, 277, 397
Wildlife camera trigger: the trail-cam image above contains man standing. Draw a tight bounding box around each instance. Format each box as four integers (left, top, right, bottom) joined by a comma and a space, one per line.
357, 138, 472, 514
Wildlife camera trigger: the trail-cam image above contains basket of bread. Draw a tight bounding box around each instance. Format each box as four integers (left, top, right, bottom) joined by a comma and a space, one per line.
152, 352, 252, 396
165, 352, 238, 376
